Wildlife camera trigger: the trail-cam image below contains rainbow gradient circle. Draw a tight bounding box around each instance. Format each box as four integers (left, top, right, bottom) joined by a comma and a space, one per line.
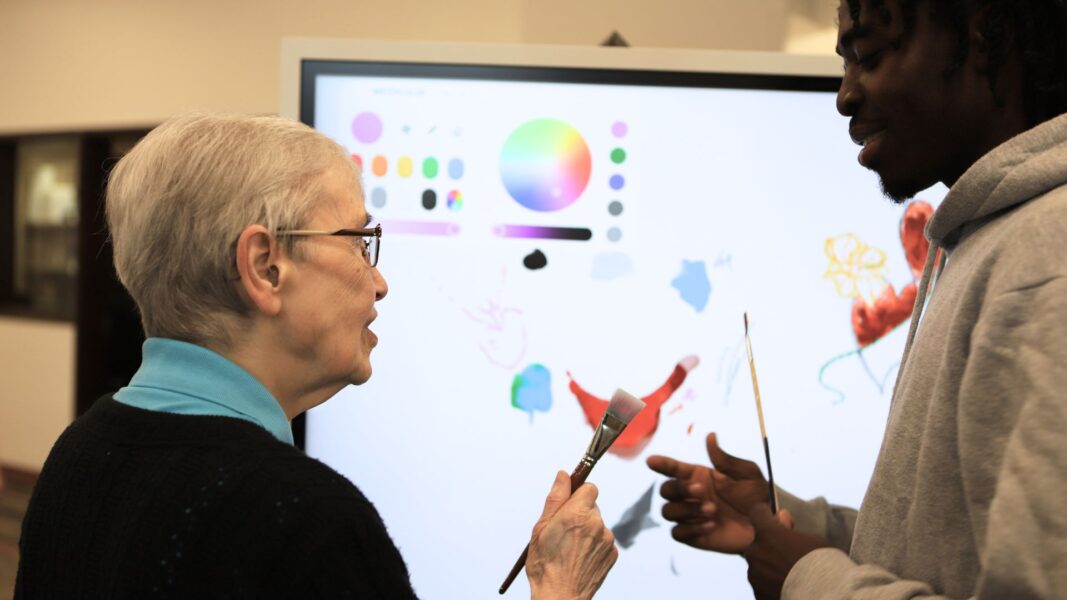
447, 190, 463, 211
500, 119, 591, 212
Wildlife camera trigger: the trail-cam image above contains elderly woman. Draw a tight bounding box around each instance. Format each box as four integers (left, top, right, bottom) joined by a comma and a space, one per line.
16, 114, 617, 598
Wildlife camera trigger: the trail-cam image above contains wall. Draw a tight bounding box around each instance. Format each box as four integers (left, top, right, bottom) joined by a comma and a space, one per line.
0, 317, 74, 471
0, 0, 839, 134
519, 0, 790, 50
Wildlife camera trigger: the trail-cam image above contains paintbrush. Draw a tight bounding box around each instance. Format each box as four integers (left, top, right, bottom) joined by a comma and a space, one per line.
498, 388, 646, 595
744, 312, 779, 514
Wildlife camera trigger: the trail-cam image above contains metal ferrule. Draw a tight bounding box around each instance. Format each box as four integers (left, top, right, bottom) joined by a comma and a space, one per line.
585, 412, 626, 462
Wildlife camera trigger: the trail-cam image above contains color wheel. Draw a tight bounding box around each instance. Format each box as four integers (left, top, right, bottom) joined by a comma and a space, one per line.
500, 119, 591, 212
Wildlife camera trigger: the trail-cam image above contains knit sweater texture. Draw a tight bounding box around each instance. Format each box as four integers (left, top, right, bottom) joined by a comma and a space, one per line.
15, 396, 418, 599
780, 113, 1067, 598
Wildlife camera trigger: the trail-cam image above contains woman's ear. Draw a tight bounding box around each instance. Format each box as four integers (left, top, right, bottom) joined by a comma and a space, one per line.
234, 225, 285, 317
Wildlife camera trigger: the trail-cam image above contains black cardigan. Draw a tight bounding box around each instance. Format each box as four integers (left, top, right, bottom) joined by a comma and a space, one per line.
16, 396, 417, 599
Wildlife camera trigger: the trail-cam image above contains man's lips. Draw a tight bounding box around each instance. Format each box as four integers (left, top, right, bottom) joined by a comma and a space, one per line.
849, 119, 888, 167
849, 119, 887, 147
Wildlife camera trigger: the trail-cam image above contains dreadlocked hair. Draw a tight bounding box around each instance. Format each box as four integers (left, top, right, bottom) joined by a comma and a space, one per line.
844, 0, 1067, 127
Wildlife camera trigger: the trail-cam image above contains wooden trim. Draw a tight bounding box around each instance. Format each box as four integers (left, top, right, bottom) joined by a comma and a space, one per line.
75, 135, 113, 416
74, 133, 148, 416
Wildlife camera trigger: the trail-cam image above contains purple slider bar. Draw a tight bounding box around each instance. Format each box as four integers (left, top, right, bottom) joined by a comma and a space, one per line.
381, 220, 460, 236
493, 225, 593, 241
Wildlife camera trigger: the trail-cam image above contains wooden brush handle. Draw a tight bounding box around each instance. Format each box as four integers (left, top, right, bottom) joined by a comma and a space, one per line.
498, 460, 594, 594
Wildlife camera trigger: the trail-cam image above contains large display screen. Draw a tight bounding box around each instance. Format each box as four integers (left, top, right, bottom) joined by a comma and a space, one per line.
296, 50, 945, 599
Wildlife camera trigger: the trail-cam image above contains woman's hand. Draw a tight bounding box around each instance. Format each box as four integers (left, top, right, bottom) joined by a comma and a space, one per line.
526, 471, 618, 600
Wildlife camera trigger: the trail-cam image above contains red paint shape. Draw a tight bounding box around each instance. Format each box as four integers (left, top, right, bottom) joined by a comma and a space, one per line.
901, 201, 934, 278
851, 201, 935, 346
852, 282, 917, 346
687, 423, 694, 435
567, 360, 692, 459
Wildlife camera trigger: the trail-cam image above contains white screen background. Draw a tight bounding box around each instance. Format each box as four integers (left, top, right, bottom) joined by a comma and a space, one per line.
307, 71, 945, 599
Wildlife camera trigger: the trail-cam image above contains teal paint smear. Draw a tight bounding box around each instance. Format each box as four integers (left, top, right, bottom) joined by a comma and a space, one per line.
511, 363, 553, 422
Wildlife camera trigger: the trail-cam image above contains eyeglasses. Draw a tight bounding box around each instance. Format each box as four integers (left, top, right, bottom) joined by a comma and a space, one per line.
275, 224, 382, 267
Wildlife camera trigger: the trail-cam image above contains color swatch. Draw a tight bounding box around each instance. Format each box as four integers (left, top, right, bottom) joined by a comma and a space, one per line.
423, 157, 439, 179
500, 119, 591, 212
352, 112, 383, 144
447, 190, 463, 211
371, 155, 387, 177
422, 190, 437, 210
448, 158, 465, 180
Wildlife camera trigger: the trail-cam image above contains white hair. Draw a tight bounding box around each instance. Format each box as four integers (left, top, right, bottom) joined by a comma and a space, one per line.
106, 113, 357, 346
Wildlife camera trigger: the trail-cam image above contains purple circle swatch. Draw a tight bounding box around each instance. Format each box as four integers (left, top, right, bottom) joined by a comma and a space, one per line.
611, 121, 628, 138
352, 112, 383, 144
609, 174, 625, 190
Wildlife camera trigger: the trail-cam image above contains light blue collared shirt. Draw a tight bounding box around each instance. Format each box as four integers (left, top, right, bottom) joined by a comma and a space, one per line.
114, 338, 294, 445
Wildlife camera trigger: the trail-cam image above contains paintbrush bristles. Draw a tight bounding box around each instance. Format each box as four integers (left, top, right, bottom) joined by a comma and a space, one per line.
606, 389, 645, 424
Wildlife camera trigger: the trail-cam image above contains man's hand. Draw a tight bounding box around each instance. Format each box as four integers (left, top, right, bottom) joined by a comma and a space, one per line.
739, 503, 832, 600
646, 432, 770, 554
526, 471, 618, 600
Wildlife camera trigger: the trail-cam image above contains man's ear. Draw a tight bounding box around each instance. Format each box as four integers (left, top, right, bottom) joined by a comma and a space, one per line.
968, 5, 1014, 73
968, 8, 1024, 111
234, 225, 287, 317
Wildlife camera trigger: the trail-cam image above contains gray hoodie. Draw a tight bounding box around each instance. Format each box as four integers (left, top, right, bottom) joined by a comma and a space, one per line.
780, 112, 1067, 599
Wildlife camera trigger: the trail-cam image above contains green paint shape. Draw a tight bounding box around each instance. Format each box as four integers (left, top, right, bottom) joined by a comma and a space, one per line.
423, 157, 439, 178
611, 148, 626, 164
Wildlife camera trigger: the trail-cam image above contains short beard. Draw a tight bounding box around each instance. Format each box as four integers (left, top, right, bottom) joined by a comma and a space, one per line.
879, 177, 920, 205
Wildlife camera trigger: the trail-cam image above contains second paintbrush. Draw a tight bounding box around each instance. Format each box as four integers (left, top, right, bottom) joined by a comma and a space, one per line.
743, 312, 780, 514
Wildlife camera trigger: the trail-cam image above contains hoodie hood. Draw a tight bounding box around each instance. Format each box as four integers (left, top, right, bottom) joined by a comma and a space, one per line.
894, 112, 1067, 390
927, 112, 1067, 243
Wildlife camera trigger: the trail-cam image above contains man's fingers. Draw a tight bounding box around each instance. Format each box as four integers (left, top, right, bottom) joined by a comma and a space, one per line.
777, 508, 795, 529
538, 470, 572, 520
671, 521, 716, 542
659, 479, 704, 502
706, 433, 762, 479
661, 500, 715, 523
647, 455, 694, 478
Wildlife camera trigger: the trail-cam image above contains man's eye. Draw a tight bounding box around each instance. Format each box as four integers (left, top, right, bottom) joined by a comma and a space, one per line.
853, 46, 883, 68
860, 51, 881, 66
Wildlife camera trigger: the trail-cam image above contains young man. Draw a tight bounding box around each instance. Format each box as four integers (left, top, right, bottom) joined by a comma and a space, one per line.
649, 1, 1067, 598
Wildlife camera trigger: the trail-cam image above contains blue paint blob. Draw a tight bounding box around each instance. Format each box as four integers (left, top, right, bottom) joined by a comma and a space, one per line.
511, 363, 553, 421
671, 260, 711, 312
